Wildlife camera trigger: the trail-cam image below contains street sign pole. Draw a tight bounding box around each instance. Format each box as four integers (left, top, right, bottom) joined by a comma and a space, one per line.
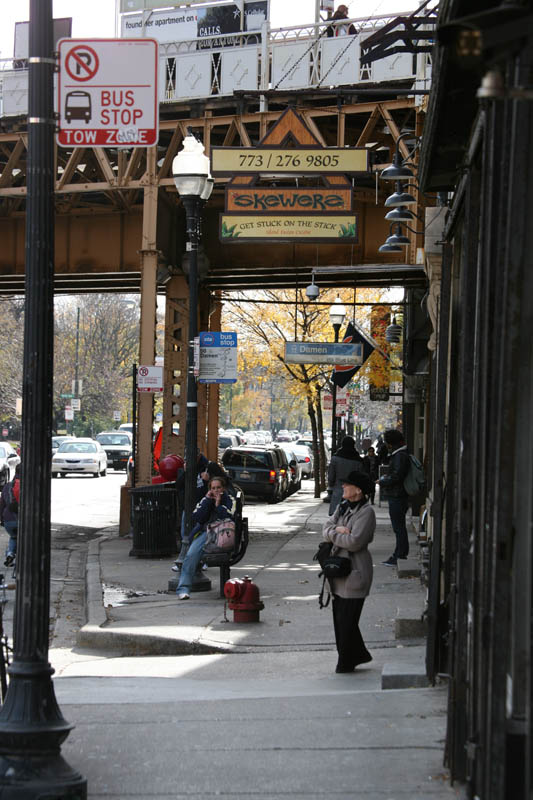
0, 1, 86, 795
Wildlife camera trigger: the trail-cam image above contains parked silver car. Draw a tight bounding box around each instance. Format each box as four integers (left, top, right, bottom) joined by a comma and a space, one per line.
291, 443, 314, 479
52, 438, 108, 478
0, 444, 20, 488
51, 435, 76, 456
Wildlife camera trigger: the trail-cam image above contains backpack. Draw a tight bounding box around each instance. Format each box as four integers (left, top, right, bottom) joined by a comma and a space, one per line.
7, 479, 19, 513
403, 454, 425, 496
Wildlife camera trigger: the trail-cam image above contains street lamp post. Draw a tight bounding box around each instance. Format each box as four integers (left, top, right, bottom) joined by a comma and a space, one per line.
329, 297, 346, 455
0, 1, 86, 795
172, 130, 213, 544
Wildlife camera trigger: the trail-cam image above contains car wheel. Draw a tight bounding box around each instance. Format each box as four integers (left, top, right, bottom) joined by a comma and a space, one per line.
101, 466, 107, 477
295, 479, 302, 492
0, 469, 8, 488
92, 469, 99, 478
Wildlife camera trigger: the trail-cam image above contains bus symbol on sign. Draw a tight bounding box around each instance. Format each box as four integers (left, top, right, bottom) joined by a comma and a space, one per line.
65, 91, 92, 124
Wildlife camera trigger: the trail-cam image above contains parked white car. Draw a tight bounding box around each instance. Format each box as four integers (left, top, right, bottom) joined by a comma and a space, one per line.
52, 438, 108, 478
0, 443, 20, 488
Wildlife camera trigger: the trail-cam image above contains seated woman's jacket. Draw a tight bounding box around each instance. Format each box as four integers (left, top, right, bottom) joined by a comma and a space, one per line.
322, 499, 375, 599
190, 491, 237, 540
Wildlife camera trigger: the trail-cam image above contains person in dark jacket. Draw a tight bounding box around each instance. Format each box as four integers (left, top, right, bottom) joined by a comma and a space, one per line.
377, 429, 410, 566
327, 436, 364, 514
0, 464, 20, 567
376, 435, 389, 466
172, 452, 209, 573
326, 4, 357, 37
362, 446, 378, 505
176, 476, 236, 600
322, 470, 375, 672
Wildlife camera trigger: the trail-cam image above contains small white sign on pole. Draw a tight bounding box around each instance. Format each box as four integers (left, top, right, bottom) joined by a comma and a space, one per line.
113, 410, 121, 421
137, 365, 164, 392
57, 38, 158, 148
65, 407, 74, 421
71, 398, 81, 411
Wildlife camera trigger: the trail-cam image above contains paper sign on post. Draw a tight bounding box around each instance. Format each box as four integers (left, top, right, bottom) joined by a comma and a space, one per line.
137, 365, 163, 392
198, 332, 237, 384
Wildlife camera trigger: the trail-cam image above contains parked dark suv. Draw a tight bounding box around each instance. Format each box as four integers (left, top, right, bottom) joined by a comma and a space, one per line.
222, 445, 290, 502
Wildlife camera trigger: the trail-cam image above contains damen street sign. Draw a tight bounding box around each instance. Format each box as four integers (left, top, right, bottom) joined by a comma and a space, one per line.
285, 341, 363, 365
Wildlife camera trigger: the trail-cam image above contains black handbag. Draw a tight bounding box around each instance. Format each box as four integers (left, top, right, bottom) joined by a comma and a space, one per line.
321, 555, 351, 579
313, 541, 352, 608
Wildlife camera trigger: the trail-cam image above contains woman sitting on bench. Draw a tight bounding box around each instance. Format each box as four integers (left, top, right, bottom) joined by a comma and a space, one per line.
176, 476, 237, 601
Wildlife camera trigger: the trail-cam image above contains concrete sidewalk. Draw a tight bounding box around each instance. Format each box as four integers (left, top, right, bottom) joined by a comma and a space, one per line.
77, 492, 429, 688
45, 491, 467, 800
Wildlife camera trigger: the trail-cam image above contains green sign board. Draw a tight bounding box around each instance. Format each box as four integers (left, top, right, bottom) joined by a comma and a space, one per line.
60, 393, 73, 398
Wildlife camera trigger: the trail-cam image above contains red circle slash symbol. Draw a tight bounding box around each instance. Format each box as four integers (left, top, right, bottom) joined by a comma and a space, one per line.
139, 367, 149, 377
65, 45, 100, 82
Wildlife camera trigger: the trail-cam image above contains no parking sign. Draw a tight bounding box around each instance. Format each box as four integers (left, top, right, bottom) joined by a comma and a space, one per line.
57, 38, 158, 148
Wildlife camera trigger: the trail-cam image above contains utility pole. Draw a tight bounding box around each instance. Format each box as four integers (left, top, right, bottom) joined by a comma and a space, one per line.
0, 1, 86, 795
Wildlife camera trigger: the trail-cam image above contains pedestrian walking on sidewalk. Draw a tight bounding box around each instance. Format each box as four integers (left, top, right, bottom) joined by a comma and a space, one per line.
362, 446, 378, 505
377, 429, 410, 566
322, 470, 375, 673
0, 463, 20, 567
327, 435, 364, 515
176, 476, 236, 600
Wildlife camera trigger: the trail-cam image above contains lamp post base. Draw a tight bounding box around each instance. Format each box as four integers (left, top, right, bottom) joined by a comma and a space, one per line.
0, 755, 86, 799
0, 665, 86, 798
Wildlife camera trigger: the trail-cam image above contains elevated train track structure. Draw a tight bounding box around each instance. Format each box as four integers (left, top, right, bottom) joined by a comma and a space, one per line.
0, 8, 434, 481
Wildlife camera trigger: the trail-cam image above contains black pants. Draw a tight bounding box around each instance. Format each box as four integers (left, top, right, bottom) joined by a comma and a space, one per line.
387, 496, 410, 559
332, 596, 371, 670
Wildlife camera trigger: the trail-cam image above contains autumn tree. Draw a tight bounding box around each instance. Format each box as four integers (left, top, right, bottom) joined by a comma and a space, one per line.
0, 298, 24, 433
53, 295, 139, 434
222, 287, 403, 496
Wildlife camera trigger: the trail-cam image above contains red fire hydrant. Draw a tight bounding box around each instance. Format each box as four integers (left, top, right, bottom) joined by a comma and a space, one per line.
224, 576, 264, 623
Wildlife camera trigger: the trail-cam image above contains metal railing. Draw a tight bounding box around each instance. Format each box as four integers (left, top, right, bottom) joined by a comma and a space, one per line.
0, 11, 431, 116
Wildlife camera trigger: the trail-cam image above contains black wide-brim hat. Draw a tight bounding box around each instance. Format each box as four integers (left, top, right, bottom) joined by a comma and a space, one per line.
342, 470, 374, 496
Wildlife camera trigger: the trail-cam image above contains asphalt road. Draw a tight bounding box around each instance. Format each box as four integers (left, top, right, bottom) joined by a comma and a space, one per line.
51, 467, 127, 528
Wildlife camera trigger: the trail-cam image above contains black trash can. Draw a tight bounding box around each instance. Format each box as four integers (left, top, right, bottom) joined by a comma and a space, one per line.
129, 483, 178, 558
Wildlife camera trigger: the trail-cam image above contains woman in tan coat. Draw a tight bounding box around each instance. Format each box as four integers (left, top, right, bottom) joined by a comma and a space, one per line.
322, 470, 376, 672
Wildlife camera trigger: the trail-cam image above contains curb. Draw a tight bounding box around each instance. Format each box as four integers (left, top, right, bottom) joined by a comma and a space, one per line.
78, 535, 233, 655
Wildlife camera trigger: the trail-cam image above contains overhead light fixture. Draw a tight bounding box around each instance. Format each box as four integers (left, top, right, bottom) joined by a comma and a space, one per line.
385, 206, 415, 222
380, 223, 410, 250
385, 316, 402, 343
378, 242, 403, 254
329, 296, 346, 328
306, 275, 319, 301
381, 160, 414, 181
380, 131, 417, 180
385, 189, 416, 207
385, 231, 410, 246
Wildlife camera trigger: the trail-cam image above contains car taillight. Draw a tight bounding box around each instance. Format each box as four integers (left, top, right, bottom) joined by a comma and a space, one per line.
280, 468, 286, 474
269, 469, 276, 482
304, 456, 310, 463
